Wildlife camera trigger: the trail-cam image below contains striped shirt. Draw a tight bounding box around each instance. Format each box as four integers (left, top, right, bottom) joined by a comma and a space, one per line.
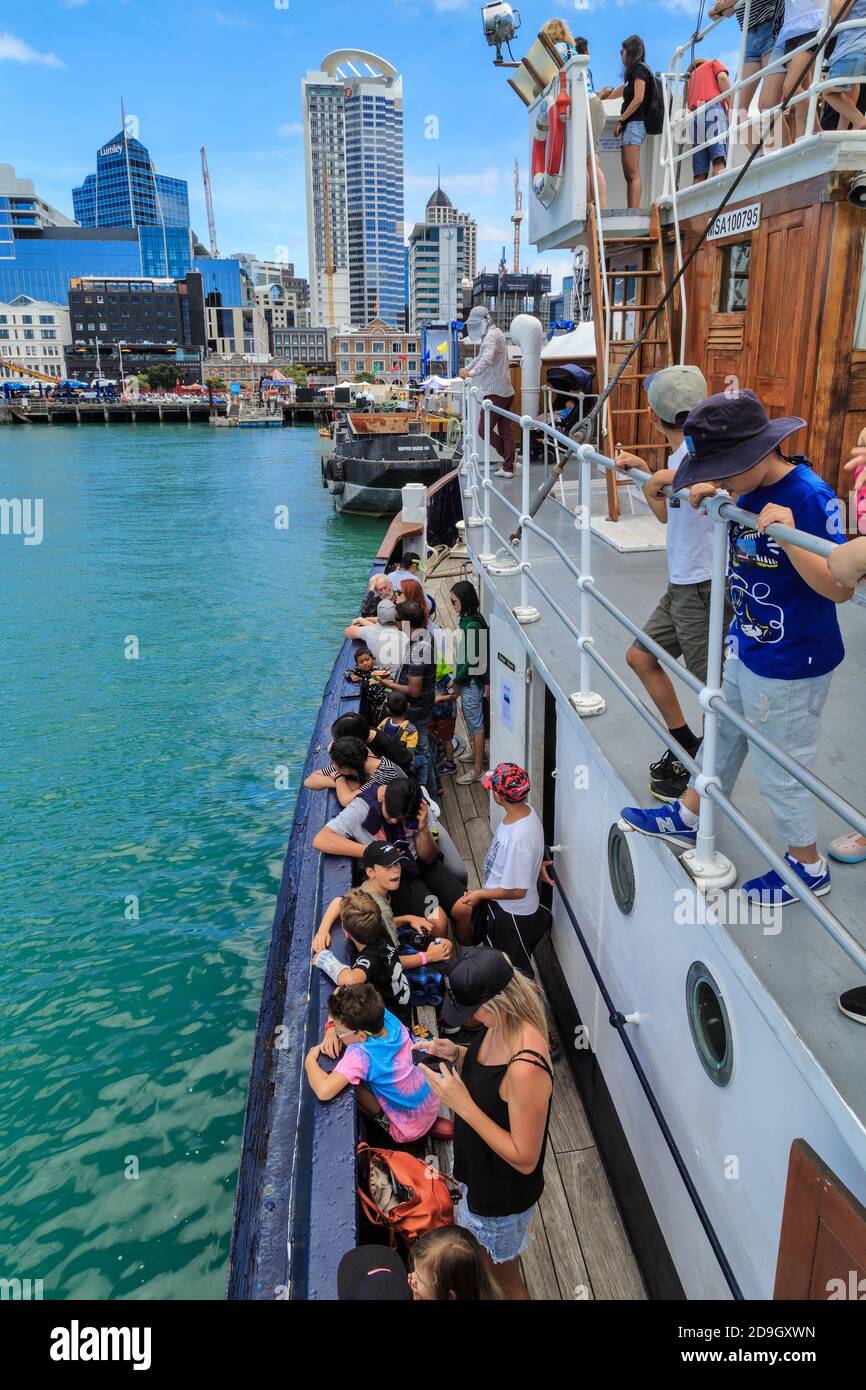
731, 0, 783, 31
464, 323, 514, 399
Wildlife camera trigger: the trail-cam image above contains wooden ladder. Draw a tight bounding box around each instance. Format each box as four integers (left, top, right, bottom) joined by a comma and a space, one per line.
586, 204, 675, 521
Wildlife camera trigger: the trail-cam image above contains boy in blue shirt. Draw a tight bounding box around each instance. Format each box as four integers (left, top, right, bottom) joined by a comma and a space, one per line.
621, 391, 854, 906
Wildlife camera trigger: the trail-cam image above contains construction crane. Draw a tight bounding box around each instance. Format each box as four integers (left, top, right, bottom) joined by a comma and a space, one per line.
0, 360, 63, 384
511, 158, 523, 273
200, 146, 220, 260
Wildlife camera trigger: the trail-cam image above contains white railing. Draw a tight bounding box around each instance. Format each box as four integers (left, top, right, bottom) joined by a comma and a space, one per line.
662, 0, 866, 192
461, 385, 866, 974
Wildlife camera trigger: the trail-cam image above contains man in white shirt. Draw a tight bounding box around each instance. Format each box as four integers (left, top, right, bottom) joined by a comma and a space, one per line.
459, 305, 516, 478
344, 599, 408, 676
450, 762, 550, 978
615, 365, 731, 803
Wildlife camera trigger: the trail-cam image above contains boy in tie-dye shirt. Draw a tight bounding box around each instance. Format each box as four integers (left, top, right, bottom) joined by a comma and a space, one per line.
303, 983, 446, 1143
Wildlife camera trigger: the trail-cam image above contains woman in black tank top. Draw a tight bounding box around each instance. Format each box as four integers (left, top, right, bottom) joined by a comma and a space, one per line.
419, 949, 553, 1299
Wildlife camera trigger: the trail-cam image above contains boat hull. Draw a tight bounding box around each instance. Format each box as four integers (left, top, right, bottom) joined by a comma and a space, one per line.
322, 432, 454, 516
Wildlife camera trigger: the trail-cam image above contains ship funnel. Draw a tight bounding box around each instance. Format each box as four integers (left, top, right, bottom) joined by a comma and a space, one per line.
510, 314, 544, 419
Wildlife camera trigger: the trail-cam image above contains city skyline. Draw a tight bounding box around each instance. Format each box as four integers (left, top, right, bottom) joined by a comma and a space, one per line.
0, 0, 745, 298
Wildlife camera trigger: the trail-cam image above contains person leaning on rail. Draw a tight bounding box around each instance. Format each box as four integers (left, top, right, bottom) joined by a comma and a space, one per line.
458, 306, 517, 479
620, 390, 855, 908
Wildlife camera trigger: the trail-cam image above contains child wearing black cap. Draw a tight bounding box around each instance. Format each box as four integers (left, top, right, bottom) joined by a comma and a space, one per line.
621, 389, 854, 908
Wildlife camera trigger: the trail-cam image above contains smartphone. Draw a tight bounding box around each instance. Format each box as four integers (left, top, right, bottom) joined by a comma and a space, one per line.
411, 1047, 454, 1074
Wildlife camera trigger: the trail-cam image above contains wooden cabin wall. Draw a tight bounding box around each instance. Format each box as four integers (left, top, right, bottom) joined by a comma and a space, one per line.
676, 177, 864, 494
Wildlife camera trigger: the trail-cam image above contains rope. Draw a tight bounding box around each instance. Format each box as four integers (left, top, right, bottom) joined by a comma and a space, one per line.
519, 0, 860, 531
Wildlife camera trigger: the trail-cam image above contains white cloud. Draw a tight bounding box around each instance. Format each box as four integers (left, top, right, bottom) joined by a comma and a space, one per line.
0, 33, 64, 66
277, 122, 303, 138
212, 9, 256, 28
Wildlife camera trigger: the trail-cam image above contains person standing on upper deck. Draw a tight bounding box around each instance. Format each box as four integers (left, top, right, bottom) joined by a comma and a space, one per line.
759, 0, 824, 142
459, 306, 516, 479
821, 0, 866, 132
686, 57, 732, 181
597, 35, 653, 208
708, 0, 783, 150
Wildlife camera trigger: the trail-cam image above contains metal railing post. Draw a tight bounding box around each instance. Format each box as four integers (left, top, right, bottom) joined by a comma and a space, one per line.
805, 0, 833, 136
463, 386, 484, 528
569, 446, 606, 716
513, 418, 541, 624
681, 502, 736, 890
477, 400, 495, 567
729, 0, 751, 168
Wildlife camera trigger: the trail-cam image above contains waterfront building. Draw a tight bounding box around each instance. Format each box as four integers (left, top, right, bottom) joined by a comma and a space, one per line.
72, 128, 190, 231
204, 303, 270, 360
1, 225, 200, 301
270, 325, 329, 367
332, 317, 419, 382
67, 273, 206, 350
0, 165, 77, 256
424, 182, 477, 288
0, 295, 69, 383
471, 269, 552, 335
302, 49, 405, 329
407, 211, 463, 332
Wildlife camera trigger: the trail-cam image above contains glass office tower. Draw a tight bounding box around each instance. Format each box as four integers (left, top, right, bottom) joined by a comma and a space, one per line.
73, 131, 190, 231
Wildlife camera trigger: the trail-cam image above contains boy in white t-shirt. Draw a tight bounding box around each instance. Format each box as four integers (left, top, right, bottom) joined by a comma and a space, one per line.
450, 763, 550, 978
615, 366, 731, 803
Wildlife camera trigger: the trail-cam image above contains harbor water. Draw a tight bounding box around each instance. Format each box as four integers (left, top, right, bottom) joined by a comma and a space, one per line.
0, 423, 382, 1299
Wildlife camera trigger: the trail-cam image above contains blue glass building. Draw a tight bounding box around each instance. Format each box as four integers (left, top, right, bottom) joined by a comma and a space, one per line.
72, 132, 190, 230
343, 87, 404, 327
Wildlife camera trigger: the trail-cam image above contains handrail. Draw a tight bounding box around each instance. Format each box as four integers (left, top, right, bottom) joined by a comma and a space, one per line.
461, 388, 866, 974
548, 864, 744, 1300
664, 7, 866, 171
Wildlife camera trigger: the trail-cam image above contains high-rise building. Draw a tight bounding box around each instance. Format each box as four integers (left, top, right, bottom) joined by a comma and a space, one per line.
0, 166, 77, 259
408, 214, 463, 332
302, 49, 405, 329
424, 181, 477, 289
72, 128, 190, 231
472, 270, 552, 335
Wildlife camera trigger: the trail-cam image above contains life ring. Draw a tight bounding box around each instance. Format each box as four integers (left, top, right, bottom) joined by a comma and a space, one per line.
531, 70, 571, 209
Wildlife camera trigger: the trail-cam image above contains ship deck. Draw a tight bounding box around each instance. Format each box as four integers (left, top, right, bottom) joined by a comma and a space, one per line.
467, 463, 866, 1132
427, 557, 646, 1300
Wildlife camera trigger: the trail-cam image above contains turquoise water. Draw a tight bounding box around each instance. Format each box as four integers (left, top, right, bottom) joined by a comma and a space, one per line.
0, 422, 382, 1299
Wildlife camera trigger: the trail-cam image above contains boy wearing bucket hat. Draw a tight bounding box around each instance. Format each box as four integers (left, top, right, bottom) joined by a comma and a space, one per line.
450, 763, 550, 975
620, 389, 854, 908
616, 365, 732, 802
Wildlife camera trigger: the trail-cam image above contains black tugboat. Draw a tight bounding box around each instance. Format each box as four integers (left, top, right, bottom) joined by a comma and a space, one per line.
321, 411, 457, 516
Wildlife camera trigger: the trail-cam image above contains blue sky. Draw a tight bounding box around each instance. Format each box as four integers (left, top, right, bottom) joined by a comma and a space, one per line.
1, 0, 742, 291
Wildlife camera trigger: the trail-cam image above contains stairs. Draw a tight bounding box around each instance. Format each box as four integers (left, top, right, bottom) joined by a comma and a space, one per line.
586, 204, 676, 521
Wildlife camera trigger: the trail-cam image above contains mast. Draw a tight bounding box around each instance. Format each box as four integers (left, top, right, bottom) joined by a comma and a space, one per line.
200, 146, 220, 259
511, 157, 523, 273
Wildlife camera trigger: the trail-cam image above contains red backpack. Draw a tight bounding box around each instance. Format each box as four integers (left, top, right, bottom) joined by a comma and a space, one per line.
356, 1142, 461, 1247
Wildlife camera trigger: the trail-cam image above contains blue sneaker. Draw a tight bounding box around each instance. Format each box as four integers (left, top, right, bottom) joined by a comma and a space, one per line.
619, 800, 698, 850
741, 854, 831, 907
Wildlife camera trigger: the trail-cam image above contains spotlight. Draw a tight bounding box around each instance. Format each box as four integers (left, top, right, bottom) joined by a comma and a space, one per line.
848, 175, 866, 209
481, 2, 521, 65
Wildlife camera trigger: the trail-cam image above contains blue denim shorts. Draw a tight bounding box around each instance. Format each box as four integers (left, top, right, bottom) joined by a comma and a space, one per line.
691, 109, 728, 176
828, 52, 866, 89
771, 31, 818, 65
458, 1194, 534, 1264
744, 17, 776, 64
620, 119, 646, 146
459, 678, 485, 736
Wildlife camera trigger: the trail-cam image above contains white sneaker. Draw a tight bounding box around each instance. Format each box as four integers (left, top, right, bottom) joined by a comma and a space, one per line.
455, 769, 484, 785
492, 467, 515, 478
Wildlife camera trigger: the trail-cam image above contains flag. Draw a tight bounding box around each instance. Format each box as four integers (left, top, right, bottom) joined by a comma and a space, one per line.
435, 341, 448, 356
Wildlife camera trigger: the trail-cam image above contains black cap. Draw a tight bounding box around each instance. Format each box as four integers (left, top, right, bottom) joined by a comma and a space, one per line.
674, 390, 806, 489
362, 841, 403, 870
337, 1245, 410, 1301
441, 947, 515, 1028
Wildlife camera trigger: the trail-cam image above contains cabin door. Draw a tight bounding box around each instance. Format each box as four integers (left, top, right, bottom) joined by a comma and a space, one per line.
746, 205, 820, 437
774, 1140, 866, 1300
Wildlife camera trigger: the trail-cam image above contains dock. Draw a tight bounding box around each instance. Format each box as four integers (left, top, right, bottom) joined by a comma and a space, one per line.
425, 554, 646, 1300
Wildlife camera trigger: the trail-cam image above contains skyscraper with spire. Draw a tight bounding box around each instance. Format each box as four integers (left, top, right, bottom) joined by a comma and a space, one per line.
423, 173, 477, 289
72, 113, 190, 231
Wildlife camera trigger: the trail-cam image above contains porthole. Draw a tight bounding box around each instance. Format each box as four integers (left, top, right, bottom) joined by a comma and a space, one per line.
607, 824, 636, 916
686, 962, 733, 1087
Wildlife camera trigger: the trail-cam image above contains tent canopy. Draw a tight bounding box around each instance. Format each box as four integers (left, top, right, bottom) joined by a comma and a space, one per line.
541, 322, 596, 363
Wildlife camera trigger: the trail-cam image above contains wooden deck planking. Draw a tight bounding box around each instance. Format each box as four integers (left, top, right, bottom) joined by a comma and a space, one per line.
423, 562, 644, 1301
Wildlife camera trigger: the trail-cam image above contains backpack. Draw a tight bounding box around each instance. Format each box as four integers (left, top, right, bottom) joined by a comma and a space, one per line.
643, 72, 665, 135
356, 1142, 461, 1248
396, 925, 445, 1008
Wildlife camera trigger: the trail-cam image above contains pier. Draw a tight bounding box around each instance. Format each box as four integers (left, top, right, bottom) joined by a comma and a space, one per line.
4, 400, 212, 425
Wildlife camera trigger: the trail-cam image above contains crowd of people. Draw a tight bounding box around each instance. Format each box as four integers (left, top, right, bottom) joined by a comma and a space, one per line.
539, 6, 866, 205
302, 555, 559, 1299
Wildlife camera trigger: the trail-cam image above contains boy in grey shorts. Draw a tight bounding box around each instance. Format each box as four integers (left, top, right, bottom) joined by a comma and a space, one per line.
616, 366, 730, 802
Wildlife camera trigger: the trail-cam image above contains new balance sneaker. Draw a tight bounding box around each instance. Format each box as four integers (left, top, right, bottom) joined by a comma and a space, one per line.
838, 986, 866, 1024
455, 768, 484, 785
649, 748, 692, 803
619, 800, 698, 849
439, 759, 457, 776
741, 854, 831, 908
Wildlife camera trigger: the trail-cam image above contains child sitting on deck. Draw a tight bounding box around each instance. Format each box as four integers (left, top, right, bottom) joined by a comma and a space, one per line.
348, 647, 390, 725
304, 983, 451, 1142
313, 887, 413, 1026
377, 690, 419, 762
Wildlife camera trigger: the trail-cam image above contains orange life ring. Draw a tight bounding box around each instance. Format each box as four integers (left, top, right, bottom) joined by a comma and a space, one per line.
531, 71, 571, 208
